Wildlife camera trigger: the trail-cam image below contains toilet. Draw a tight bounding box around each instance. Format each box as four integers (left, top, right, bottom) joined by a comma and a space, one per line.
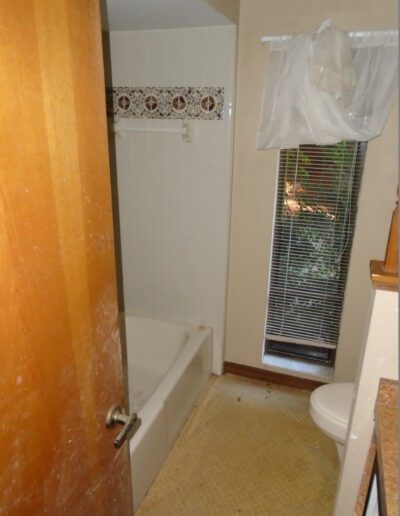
309, 382, 355, 461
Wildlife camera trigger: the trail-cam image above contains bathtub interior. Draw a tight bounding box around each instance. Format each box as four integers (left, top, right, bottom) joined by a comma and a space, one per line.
125, 316, 189, 413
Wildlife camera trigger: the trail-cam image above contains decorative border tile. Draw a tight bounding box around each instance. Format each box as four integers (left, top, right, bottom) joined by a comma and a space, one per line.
106, 87, 224, 120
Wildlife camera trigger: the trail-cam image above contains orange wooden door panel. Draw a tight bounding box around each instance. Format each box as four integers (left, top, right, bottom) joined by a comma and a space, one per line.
0, 1, 132, 514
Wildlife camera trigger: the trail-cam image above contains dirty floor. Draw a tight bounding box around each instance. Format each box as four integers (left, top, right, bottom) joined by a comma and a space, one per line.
137, 373, 339, 515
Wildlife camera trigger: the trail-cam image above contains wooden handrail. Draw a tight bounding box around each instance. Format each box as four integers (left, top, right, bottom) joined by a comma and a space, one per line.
370, 190, 398, 291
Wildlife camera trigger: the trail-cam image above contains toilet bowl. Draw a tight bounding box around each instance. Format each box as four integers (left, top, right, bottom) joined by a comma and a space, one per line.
310, 382, 354, 461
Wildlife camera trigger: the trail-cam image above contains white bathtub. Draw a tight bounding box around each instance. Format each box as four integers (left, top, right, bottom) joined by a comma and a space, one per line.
125, 316, 212, 512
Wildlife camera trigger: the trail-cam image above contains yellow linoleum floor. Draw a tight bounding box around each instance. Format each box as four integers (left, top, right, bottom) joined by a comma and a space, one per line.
137, 374, 339, 516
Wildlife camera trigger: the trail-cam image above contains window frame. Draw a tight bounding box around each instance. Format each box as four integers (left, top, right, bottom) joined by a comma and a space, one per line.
263, 141, 367, 366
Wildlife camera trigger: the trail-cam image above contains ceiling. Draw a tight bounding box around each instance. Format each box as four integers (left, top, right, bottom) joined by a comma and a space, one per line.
102, 0, 238, 31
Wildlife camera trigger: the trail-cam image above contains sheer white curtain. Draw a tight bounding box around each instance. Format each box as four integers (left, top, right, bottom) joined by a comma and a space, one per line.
257, 20, 398, 150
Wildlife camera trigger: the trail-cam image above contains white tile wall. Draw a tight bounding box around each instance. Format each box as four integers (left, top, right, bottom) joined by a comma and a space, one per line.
110, 26, 236, 374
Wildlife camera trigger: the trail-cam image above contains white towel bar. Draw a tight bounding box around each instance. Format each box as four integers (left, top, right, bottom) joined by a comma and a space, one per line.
113, 121, 193, 142
261, 29, 398, 44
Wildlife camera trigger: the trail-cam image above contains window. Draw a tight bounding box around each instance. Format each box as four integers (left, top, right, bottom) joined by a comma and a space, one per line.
265, 141, 366, 365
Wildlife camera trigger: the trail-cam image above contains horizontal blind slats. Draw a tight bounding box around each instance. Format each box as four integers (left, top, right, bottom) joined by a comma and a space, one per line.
265, 334, 337, 349
266, 141, 365, 349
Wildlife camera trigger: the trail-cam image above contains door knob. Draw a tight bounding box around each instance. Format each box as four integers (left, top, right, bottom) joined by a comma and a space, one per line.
106, 404, 140, 448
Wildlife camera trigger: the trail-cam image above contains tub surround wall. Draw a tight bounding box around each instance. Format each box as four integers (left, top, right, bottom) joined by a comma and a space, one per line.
109, 26, 236, 374
224, 0, 398, 382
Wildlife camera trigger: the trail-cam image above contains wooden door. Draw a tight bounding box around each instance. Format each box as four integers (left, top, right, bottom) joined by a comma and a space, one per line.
0, 1, 132, 514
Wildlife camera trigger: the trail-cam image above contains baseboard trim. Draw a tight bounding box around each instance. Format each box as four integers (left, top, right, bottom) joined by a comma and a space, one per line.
223, 361, 325, 391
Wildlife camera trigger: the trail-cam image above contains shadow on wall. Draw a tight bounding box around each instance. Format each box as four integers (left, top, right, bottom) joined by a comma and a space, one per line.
101, 29, 125, 314
100, 0, 109, 31
100, 0, 238, 30
204, 0, 240, 24
100, 27, 130, 403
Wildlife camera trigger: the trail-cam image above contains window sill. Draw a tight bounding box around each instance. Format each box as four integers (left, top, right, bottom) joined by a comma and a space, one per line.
262, 353, 334, 383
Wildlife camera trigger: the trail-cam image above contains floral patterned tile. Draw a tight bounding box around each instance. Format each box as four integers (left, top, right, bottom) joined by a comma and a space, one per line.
106, 86, 224, 120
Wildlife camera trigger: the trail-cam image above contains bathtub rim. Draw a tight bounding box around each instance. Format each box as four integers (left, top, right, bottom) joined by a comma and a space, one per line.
124, 315, 212, 452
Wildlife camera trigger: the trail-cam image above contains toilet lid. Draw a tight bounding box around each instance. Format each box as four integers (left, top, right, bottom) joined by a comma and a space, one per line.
311, 383, 354, 426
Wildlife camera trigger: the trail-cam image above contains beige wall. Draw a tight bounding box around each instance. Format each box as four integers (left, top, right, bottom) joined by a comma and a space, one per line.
224, 0, 398, 381
206, 0, 240, 24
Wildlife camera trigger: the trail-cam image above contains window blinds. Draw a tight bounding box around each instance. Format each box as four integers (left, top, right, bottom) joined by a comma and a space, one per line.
265, 141, 366, 350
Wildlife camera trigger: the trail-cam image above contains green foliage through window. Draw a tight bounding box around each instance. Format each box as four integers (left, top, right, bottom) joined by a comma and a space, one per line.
265, 141, 366, 363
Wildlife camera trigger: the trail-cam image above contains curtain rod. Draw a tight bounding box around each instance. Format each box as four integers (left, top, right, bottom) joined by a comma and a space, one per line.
261, 29, 398, 44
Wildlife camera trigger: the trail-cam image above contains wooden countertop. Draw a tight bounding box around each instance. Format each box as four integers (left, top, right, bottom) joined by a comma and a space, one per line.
375, 378, 398, 516
355, 378, 398, 515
